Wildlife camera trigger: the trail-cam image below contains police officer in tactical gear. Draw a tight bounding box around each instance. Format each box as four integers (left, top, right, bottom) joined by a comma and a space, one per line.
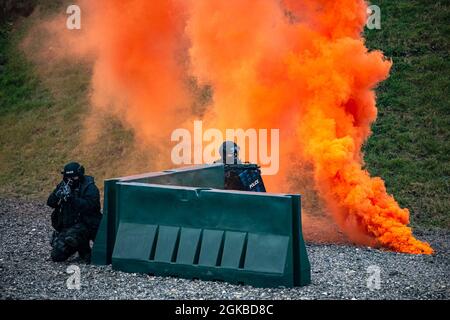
215, 141, 266, 192
47, 162, 102, 263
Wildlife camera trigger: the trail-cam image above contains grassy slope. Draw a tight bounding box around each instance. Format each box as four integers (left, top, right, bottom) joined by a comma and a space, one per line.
0, 0, 448, 228
0, 3, 151, 199
363, 0, 449, 228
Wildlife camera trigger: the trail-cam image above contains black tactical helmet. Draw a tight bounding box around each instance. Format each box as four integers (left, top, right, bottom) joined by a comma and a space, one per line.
219, 141, 240, 164
61, 162, 85, 179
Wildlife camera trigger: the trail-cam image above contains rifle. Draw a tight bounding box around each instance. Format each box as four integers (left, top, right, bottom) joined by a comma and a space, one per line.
57, 178, 73, 205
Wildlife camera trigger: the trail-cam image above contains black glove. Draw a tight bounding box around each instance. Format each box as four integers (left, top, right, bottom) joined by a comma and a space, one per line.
55, 186, 64, 199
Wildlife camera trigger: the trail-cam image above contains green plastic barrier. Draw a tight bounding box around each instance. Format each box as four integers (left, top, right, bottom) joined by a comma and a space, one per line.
92, 164, 310, 287
91, 164, 224, 265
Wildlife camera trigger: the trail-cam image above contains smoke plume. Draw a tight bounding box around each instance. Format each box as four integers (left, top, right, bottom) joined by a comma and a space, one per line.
42, 0, 432, 254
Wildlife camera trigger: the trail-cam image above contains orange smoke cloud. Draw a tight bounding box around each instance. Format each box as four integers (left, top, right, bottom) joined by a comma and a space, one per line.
74, 0, 192, 144
186, 0, 432, 254
55, 0, 432, 253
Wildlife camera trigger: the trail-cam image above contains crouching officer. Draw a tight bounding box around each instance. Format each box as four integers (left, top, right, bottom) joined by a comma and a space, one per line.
47, 162, 101, 263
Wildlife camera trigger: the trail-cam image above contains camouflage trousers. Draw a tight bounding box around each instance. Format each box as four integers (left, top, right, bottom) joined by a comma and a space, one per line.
50, 223, 91, 263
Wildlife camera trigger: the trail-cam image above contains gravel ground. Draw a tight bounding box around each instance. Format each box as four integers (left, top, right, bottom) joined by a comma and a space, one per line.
0, 197, 448, 300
